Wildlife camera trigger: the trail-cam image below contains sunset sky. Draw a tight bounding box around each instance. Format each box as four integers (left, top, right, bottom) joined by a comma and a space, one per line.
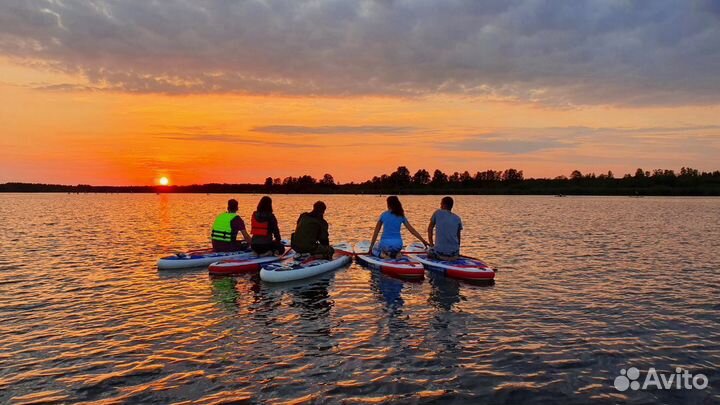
1, 0, 719, 185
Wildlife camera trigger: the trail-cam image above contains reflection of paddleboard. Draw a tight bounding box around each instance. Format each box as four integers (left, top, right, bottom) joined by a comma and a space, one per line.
259, 243, 353, 283
208, 251, 295, 275
158, 248, 253, 270
407, 243, 495, 281
354, 241, 424, 279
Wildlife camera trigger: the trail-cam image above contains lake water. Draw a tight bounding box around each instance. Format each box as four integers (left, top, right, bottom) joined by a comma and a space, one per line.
0, 194, 718, 404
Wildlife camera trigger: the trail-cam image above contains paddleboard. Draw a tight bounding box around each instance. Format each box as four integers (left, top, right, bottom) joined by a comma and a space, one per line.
158, 248, 253, 270
406, 243, 495, 281
354, 241, 425, 279
260, 242, 353, 283
208, 250, 296, 275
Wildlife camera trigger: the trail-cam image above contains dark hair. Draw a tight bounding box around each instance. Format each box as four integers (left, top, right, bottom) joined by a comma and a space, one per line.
227, 199, 239, 212
312, 201, 326, 214
441, 196, 454, 210
386, 196, 404, 217
257, 196, 273, 214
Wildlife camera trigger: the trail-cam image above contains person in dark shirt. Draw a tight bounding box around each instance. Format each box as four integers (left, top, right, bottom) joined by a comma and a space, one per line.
250, 196, 286, 256
291, 201, 334, 259
211, 199, 251, 252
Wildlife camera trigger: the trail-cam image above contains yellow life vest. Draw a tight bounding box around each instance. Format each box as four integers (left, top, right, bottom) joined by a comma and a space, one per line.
211, 212, 238, 242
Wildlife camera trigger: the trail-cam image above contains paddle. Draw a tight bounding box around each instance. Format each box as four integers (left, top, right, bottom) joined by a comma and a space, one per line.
278, 246, 294, 260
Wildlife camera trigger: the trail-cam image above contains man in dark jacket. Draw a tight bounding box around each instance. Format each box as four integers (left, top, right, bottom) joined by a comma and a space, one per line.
291, 201, 334, 259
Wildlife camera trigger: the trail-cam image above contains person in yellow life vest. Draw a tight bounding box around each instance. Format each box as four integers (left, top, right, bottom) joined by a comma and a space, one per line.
211, 199, 251, 252
250, 196, 285, 256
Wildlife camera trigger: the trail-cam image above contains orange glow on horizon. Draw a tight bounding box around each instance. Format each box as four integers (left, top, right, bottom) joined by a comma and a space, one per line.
1, 59, 719, 186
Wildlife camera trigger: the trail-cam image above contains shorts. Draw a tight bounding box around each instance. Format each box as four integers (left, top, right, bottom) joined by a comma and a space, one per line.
212, 240, 249, 253
373, 240, 403, 257
252, 240, 286, 255
293, 243, 335, 259
428, 247, 459, 259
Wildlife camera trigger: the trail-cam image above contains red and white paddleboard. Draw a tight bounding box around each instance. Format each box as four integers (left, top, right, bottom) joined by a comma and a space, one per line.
354, 241, 425, 279
209, 251, 295, 275
406, 242, 495, 281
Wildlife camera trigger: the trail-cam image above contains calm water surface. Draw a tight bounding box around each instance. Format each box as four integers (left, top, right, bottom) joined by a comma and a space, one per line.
0, 194, 718, 404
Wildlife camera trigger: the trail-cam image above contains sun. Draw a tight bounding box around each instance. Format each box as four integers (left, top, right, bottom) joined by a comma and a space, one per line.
159, 177, 169, 186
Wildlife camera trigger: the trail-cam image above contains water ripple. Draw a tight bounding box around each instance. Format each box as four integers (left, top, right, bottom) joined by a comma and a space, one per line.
0, 194, 718, 404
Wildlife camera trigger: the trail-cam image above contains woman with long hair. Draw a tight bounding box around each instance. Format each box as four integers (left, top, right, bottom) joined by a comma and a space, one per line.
250, 196, 285, 256
367, 196, 429, 258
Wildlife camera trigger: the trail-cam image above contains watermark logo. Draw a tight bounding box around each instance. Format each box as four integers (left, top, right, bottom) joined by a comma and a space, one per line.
614, 367, 708, 392
614, 367, 642, 391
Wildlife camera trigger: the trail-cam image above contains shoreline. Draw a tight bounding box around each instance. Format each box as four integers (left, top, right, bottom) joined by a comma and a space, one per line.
1, 191, 719, 197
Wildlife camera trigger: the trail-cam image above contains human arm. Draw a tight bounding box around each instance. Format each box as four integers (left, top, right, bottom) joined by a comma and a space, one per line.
367, 220, 382, 254
318, 219, 330, 246
427, 214, 436, 246
232, 216, 252, 245
240, 229, 252, 245
271, 215, 282, 242
457, 219, 462, 247
406, 221, 430, 247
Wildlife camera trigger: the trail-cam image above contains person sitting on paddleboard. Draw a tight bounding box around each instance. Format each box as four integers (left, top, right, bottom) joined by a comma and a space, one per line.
250, 196, 285, 256
427, 196, 462, 260
211, 199, 252, 252
368, 196, 429, 259
291, 201, 334, 259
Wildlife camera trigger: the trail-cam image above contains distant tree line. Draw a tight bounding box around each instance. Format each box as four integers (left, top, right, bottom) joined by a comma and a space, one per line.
2, 166, 719, 195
